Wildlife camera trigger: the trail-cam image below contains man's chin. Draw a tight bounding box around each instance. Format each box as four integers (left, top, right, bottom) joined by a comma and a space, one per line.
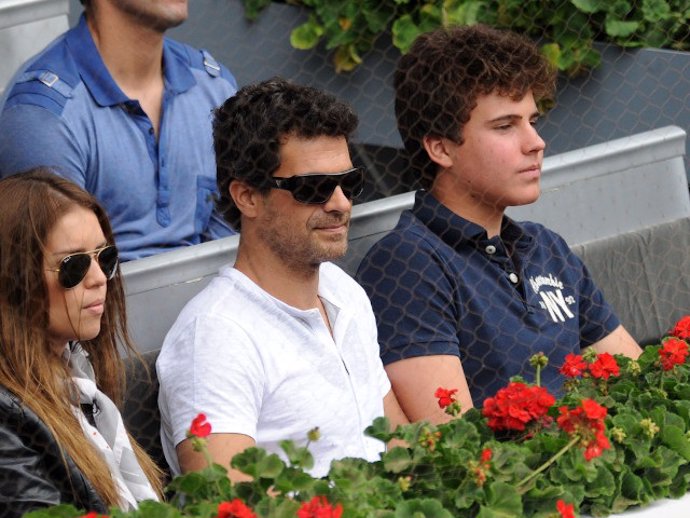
153, 17, 187, 33
315, 242, 348, 264
508, 190, 541, 207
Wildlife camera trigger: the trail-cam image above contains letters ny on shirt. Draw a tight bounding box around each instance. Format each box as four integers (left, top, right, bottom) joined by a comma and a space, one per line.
528, 274, 576, 323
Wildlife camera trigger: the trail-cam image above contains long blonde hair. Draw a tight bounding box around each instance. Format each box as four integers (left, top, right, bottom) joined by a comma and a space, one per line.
0, 168, 163, 506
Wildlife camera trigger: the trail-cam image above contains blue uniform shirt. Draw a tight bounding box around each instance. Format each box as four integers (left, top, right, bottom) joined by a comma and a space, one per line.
0, 15, 237, 261
356, 190, 620, 404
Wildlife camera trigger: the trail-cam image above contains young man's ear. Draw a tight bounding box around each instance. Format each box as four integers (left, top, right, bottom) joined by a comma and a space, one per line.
229, 180, 262, 221
422, 135, 455, 169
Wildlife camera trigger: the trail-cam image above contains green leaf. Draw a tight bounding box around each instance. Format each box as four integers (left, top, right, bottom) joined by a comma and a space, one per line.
662, 425, 690, 461
290, 17, 325, 50
366, 416, 394, 441
231, 447, 285, 479
392, 14, 423, 53
170, 470, 208, 495
418, 3, 443, 31
240, 0, 273, 21
333, 43, 362, 73
444, 0, 486, 26
279, 439, 315, 469
453, 478, 484, 509
394, 498, 455, 517
479, 481, 523, 517
437, 417, 482, 453
571, 0, 610, 13
363, 3, 392, 32
129, 501, 184, 518
273, 466, 316, 493
643, 0, 673, 22
619, 469, 645, 503
641, 446, 684, 497
605, 17, 640, 37
23, 505, 82, 518
584, 465, 615, 499
254, 497, 301, 518
541, 42, 561, 69
383, 446, 413, 473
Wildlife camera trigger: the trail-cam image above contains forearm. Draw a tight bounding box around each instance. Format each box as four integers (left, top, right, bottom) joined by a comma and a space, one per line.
177, 433, 256, 483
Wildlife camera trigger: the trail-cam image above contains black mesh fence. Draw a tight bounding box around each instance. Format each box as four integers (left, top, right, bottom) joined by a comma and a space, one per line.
68, 0, 690, 200
58, 0, 690, 502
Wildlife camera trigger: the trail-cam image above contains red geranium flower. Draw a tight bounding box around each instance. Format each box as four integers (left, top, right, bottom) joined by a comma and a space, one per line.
480, 448, 492, 463
434, 387, 458, 408
482, 382, 555, 432
216, 499, 256, 518
659, 338, 689, 371
580, 398, 607, 420
670, 315, 690, 341
297, 496, 343, 518
583, 430, 611, 461
556, 499, 575, 518
80, 513, 108, 518
588, 353, 620, 379
560, 354, 588, 377
557, 399, 610, 461
188, 412, 212, 438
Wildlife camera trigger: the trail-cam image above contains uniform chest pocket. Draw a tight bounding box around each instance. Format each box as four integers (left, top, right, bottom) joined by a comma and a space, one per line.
195, 176, 218, 234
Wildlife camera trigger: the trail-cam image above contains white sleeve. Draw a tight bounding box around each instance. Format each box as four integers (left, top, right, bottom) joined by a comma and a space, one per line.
157, 314, 265, 448
361, 286, 392, 399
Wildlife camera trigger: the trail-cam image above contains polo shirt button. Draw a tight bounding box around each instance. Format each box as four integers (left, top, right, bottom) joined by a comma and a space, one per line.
508, 272, 519, 284
485, 245, 496, 255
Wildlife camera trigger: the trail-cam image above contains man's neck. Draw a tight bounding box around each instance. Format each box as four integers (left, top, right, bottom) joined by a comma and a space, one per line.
430, 174, 505, 238
86, 8, 165, 96
233, 239, 322, 312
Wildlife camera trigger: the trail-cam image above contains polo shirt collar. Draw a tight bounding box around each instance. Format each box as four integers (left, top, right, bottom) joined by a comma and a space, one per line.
411, 190, 533, 251
65, 14, 196, 107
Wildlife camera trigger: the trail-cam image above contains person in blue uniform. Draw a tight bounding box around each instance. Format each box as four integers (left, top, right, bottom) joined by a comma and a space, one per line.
0, 0, 237, 261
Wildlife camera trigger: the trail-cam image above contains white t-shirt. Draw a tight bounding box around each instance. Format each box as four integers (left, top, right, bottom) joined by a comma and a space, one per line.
157, 262, 391, 477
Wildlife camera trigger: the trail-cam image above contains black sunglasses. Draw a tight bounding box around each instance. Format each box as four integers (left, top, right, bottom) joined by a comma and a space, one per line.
267, 167, 365, 204
47, 245, 119, 289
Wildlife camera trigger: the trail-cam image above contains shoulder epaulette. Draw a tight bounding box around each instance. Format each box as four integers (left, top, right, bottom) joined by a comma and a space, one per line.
15, 70, 74, 98
200, 49, 221, 78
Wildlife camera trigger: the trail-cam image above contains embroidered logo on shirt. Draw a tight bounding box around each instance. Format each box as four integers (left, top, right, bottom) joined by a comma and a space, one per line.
528, 274, 575, 323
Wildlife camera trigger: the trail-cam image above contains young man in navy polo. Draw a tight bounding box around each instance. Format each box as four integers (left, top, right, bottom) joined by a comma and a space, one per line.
356, 25, 642, 424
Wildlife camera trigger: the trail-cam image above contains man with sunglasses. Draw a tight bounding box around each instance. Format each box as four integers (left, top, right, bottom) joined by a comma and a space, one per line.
157, 77, 407, 482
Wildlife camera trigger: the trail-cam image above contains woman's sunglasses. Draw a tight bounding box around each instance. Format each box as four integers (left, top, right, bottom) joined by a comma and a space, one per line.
267, 167, 365, 204
47, 245, 119, 289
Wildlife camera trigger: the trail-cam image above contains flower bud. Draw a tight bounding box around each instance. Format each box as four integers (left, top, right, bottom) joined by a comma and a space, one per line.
529, 352, 548, 368
582, 348, 598, 362
626, 360, 641, 376
307, 427, 321, 442
640, 418, 660, 438
611, 427, 627, 443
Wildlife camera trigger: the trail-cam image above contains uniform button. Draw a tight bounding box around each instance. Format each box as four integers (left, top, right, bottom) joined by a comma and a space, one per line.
508, 272, 519, 284
485, 245, 496, 255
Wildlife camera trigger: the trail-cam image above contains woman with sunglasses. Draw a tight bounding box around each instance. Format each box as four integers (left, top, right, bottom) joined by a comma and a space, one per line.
0, 168, 163, 516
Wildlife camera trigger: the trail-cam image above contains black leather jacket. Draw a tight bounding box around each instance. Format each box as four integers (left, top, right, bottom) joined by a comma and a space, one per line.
0, 386, 107, 517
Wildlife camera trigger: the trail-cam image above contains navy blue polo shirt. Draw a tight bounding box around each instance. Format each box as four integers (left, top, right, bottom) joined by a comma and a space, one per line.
0, 15, 237, 261
356, 190, 620, 404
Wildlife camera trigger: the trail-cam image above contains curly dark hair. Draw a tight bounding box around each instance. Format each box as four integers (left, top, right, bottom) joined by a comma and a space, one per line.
395, 24, 557, 189
213, 77, 358, 230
